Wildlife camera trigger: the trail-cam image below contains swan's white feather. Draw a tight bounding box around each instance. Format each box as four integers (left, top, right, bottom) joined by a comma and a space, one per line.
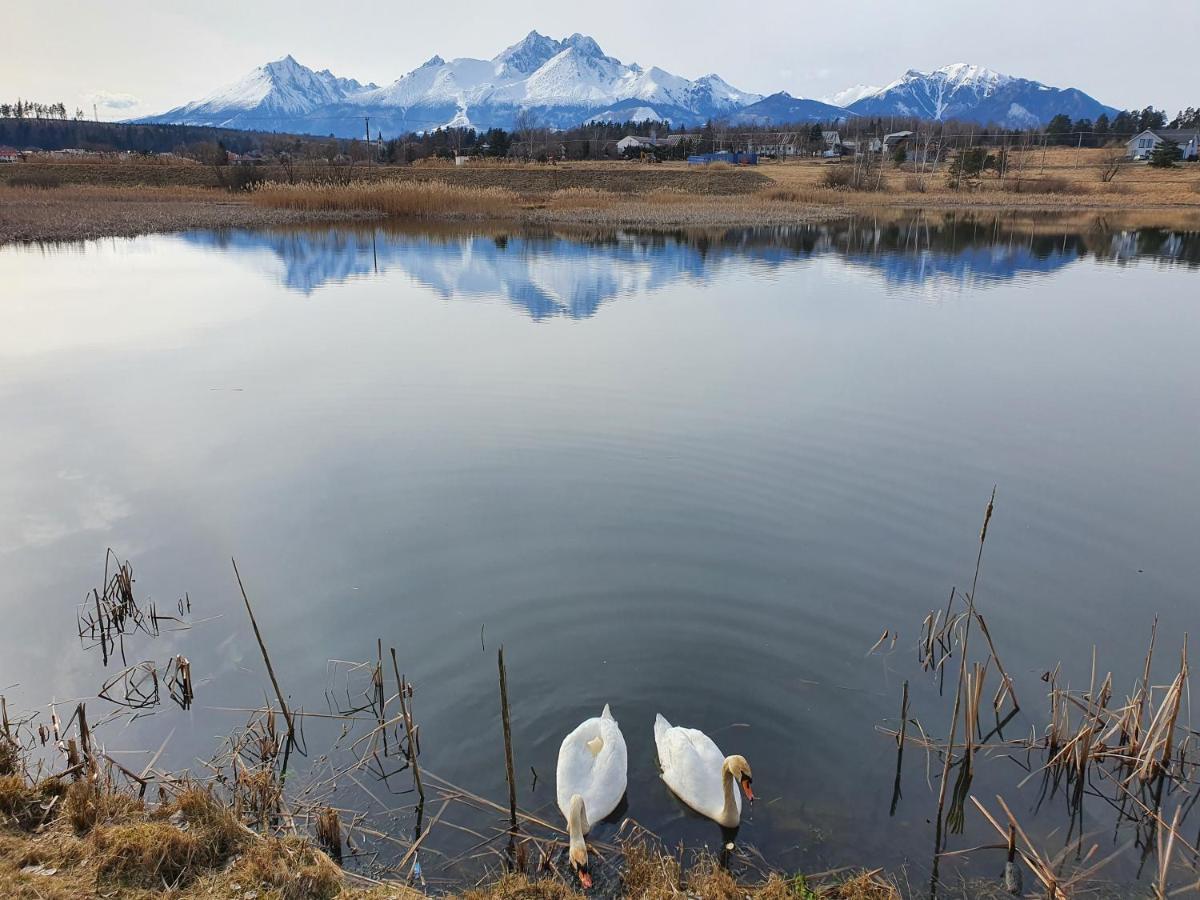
556, 705, 628, 830
654, 713, 741, 824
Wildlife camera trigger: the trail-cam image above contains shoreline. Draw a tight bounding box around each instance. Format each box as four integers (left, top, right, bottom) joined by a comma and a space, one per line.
2, 154, 1198, 245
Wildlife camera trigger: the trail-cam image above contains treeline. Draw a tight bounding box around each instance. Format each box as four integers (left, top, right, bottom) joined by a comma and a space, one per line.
0, 117, 301, 155
0, 100, 75, 120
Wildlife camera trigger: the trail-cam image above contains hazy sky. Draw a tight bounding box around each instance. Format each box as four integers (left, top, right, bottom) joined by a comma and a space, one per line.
6, 0, 1197, 120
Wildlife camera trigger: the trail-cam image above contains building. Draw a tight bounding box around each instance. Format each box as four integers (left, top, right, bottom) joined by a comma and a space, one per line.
883, 131, 915, 152
0, 146, 20, 163
616, 133, 695, 154
750, 133, 804, 157
1127, 128, 1200, 161
820, 131, 842, 157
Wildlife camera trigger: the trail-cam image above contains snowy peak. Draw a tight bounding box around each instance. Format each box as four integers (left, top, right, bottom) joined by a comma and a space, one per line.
141, 44, 1118, 136
847, 63, 1116, 126
494, 31, 563, 76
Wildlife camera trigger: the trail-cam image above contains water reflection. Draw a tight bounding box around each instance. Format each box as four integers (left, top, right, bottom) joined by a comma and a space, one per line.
180, 214, 1200, 313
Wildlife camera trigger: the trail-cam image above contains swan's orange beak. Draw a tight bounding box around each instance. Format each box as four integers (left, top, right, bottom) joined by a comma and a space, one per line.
740, 775, 755, 802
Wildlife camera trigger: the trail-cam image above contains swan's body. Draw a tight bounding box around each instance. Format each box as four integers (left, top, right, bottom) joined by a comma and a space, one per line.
654, 714, 753, 828
556, 704, 627, 885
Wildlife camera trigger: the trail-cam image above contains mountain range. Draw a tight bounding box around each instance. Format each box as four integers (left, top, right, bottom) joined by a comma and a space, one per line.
138, 33, 1118, 137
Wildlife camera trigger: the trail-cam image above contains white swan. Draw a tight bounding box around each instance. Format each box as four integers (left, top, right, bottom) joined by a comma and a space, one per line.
654, 713, 753, 828
556, 704, 628, 887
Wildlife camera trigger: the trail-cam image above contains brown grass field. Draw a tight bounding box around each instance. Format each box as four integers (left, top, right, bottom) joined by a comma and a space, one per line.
2, 149, 1199, 243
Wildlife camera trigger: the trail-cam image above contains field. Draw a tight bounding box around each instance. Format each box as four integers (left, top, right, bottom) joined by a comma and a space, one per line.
2, 149, 1199, 243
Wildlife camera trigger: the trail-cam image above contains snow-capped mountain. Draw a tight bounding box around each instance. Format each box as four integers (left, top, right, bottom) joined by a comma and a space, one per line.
140, 41, 1119, 136
145, 55, 379, 131
140, 32, 766, 135
844, 64, 1118, 127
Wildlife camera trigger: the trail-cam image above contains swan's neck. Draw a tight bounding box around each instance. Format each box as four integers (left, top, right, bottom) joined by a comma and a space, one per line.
567, 794, 588, 864
719, 762, 739, 827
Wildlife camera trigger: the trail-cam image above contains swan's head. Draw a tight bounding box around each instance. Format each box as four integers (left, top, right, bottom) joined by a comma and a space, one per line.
567, 794, 592, 888
724, 755, 754, 802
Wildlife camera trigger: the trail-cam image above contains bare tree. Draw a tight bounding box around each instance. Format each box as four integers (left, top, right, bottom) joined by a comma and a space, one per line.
1099, 150, 1124, 183
513, 108, 538, 160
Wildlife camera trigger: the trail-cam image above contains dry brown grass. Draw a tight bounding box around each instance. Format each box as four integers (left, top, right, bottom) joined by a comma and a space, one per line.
756, 152, 1200, 210
253, 179, 521, 219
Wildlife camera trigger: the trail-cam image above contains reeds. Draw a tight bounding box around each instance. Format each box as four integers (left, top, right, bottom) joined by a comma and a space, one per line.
252, 180, 520, 219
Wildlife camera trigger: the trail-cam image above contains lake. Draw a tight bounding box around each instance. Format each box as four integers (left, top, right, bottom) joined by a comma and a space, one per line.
1, 213, 1198, 893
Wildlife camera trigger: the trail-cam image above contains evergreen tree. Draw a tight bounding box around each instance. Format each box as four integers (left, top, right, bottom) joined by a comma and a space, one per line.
1045, 114, 1073, 144
1138, 107, 1166, 131
1094, 114, 1110, 144
1149, 139, 1181, 168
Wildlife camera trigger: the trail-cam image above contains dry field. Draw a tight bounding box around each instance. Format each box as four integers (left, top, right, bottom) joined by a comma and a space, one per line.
0, 184, 379, 243
752, 146, 1200, 210
2, 149, 1199, 243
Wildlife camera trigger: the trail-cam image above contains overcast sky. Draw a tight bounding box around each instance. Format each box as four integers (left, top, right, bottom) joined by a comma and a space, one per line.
6, 0, 1197, 121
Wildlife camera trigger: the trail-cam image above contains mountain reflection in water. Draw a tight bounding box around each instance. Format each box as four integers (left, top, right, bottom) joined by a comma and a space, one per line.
181, 214, 1200, 315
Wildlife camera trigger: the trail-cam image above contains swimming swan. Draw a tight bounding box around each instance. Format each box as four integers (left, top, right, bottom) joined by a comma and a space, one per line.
654, 713, 753, 828
556, 704, 628, 887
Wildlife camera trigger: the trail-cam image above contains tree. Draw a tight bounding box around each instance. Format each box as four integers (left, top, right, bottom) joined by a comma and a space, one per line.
1045, 114, 1073, 144
1111, 110, 1135, 138
513, 108, 538, 160
1094, 113, 1111, 145
1171, 107, 1199, 129
891, 145, 907, 167
1137, 106, 1166, 131
1149, 139, 1181, 168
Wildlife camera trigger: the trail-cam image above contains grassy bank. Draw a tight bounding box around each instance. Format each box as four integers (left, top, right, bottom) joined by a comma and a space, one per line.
4, 151, 1199, 244
0, 757, 896, 899
0, 184, 381, 243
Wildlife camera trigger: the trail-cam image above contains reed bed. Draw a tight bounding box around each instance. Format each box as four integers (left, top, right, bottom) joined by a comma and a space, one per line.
252, 180, 521, 220
875, 491, 1198, 897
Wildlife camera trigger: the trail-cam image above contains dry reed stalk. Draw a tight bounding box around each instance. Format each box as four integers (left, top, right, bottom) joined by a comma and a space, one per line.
315, 805, 343, 864
231, 558, 296, 772
497, 647, 517, 832
390, 647, 424, 803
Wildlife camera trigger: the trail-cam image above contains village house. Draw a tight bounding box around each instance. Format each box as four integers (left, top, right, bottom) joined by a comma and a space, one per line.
615, 133, 695, 154
1126, 128, 1200, 161
820, 130, 842, 157
0, 145, 21, 163
749, 133, 804, 157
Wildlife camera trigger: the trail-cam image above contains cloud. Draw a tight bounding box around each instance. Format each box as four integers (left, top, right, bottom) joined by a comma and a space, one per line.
86, 90, 141, 111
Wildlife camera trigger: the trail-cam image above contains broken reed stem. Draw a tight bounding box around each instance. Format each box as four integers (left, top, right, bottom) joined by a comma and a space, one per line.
930, 488, 995, 896
891, 679, 909, 816
498, 645, 518, 831
231, 558, 296, 772
391, 646, 424, 803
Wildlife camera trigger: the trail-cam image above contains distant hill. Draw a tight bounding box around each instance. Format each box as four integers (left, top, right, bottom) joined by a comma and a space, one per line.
731, 92, 853, 125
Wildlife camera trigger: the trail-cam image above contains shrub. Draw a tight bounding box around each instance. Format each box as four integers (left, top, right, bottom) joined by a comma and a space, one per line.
6, 172, 62, 189
0, 737, 19, 776
903, 175, 927, 193
1001, 176, 1072, 194
764, 188, 801, 202
64, 778, 141, 832
232, 836, 343, 900
822, 163, 884, 191
1149, 140, 1181, 168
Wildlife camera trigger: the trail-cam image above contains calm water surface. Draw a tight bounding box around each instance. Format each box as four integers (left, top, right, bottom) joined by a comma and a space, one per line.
1, 214, 1198, 891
